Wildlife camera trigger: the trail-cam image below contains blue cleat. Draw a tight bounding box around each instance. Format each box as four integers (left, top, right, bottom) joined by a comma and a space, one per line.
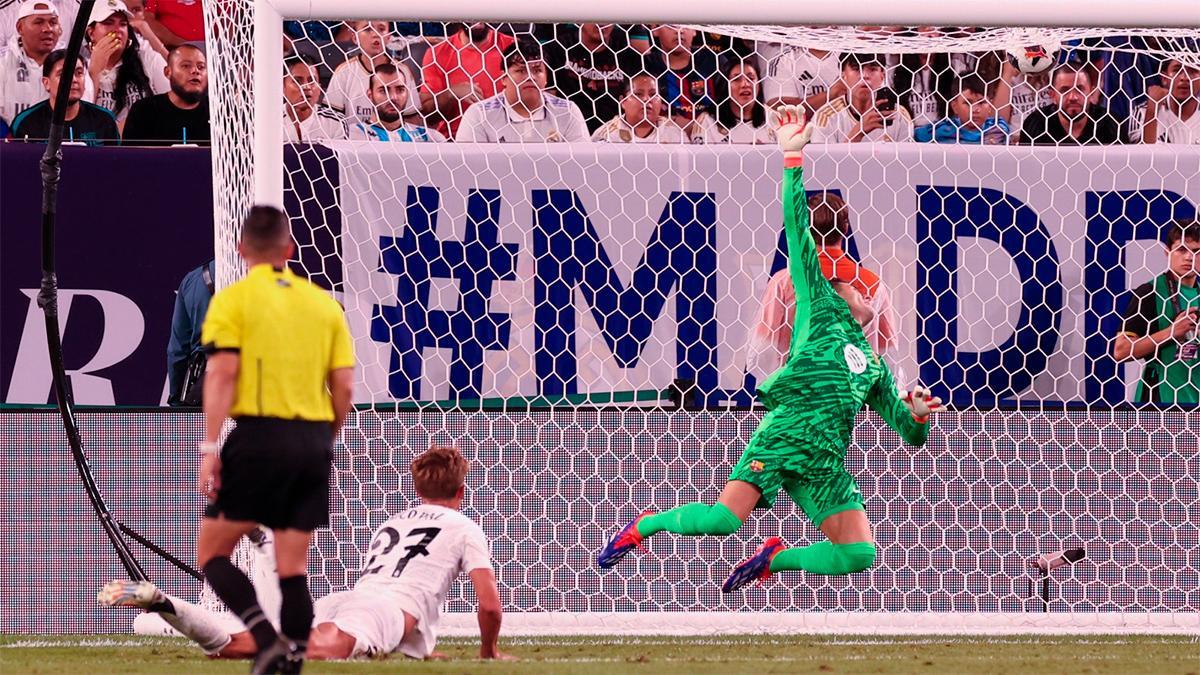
722, 536, 785, 593
596, 511, 654, 569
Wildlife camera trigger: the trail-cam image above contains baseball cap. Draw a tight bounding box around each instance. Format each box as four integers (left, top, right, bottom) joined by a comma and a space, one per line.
88, 0, 130, 25
16, 0, 58, 21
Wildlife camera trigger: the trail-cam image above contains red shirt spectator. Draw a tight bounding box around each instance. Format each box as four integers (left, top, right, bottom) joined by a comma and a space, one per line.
420, 23, 513, 136
144, 0, 203, 45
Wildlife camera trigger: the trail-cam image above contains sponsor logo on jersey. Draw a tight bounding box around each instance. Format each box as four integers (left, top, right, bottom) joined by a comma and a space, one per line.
844, 343, 867, 374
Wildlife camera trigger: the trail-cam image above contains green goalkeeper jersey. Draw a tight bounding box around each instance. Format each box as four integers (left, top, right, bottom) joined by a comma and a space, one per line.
757, 166, 928, 450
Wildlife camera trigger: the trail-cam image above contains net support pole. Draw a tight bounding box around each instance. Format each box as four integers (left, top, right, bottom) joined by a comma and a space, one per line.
253, 1, 284, 209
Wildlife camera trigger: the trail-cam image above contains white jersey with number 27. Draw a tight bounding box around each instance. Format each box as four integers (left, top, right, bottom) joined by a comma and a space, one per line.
353, 504, 493, 634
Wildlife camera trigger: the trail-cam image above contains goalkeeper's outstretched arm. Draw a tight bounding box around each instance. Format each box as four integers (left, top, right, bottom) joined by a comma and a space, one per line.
773, 105, 826, 349
865, 360, 943, 446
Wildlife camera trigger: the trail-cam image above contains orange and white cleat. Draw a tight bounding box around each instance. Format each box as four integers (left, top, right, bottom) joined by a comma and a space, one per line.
97, 579, 164, 609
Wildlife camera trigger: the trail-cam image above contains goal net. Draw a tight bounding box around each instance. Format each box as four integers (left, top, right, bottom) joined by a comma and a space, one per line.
198, 0, 1200, 633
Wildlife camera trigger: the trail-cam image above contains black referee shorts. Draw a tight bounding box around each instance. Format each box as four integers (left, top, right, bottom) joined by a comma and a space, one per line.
204, 417, 333, 531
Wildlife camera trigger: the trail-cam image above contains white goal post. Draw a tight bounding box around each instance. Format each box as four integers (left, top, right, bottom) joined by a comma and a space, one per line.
200, 0, 1200, 636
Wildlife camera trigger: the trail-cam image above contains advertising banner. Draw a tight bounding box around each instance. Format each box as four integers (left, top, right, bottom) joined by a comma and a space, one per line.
334, 143, 1199, 406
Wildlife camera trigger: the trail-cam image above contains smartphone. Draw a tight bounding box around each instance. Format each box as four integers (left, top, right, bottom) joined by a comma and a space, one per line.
875, 87, 898, 126
876, 87, 898, 113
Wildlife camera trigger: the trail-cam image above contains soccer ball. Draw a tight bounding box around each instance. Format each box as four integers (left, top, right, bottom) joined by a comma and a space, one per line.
1007, 44, 1059, 75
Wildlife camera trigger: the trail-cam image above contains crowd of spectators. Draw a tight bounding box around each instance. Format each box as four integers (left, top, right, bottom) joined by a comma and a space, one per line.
0, 0, 206, 145
1, 3, 1197, 146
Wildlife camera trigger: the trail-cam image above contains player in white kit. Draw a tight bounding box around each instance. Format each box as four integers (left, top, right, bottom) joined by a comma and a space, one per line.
99, 446, 513, 662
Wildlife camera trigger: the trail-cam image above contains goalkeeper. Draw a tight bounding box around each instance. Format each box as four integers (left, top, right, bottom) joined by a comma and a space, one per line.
597, 106, 943, 592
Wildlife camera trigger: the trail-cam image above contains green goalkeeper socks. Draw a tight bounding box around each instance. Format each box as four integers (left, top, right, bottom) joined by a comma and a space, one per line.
768, 540, 876, 575
635, 502, 743, 538
632, 504, 876, 576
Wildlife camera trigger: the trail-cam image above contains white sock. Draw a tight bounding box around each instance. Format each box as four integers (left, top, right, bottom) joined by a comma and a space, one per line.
157, 594, 233, 655
247, 531, 282, 629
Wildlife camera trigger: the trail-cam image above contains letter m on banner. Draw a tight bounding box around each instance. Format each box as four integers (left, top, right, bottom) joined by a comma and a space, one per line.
533, 190, 718, 398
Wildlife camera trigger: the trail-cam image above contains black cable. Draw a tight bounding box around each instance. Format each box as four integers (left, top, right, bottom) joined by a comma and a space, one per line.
119, 524, 203, 581
39, 0, 147, 583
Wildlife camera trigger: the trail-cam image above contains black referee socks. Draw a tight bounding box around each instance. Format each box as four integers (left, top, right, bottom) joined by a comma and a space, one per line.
202, 557, 278, 651
278, 575, 313, 654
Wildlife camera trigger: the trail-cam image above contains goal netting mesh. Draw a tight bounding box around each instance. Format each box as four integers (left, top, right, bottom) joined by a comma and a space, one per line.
197, 0, 1200, 632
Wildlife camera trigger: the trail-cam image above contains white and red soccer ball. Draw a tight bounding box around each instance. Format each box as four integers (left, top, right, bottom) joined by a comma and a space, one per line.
1007, 43, 1060, 75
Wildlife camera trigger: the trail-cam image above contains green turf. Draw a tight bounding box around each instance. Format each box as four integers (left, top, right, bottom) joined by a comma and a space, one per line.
1, 634, 1197, 674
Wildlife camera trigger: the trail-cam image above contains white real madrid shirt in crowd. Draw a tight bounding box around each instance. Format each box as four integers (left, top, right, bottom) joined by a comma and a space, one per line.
0, 33, 94, 123
456, 91, 589, 143
1144, 103, 1200, 144
761, 43, 842, 104
692, 113, 776, 144
0, 0, 78, 51
810, 97, 914, 143
92, 40, 167, 122
325, 54, 418, 122
352, 504, 493, 659
590, 115, 688, 143
1006, 73, 1052, 135
282, 105, 349, 142
348, 119, 445, 142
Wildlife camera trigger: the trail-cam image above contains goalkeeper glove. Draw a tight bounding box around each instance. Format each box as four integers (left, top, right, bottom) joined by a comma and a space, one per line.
770, 104, 814, 166
901, 385, 943, 423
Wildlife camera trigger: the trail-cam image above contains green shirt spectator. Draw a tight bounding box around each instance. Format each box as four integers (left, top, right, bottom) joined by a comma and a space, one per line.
1113, 220, 1200, 404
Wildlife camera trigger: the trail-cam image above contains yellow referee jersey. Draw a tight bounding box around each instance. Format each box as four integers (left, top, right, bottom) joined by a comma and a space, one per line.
201, 264, 354, 421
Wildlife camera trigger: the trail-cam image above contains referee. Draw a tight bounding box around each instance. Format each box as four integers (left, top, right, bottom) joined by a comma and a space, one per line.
196, 206, 354, 674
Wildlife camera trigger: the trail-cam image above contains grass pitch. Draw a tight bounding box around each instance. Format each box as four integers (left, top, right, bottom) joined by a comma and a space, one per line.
1, 634, 1197, 674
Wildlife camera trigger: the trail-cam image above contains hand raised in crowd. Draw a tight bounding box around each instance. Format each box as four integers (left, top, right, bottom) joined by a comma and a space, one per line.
1170, 308, 1199, 340
88, 30, 125, 79
449, 80, 484, 106
128, 15, 153, 41
855, 107, 886, 138
126, 12, 170, 59
827, 77, 848, 102
672, 109, 699, 135
1001, 58, 1019, 81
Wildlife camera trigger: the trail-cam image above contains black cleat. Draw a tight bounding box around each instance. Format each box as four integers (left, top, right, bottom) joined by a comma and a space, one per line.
279, 647, 304, 675
250, 639, 302, 675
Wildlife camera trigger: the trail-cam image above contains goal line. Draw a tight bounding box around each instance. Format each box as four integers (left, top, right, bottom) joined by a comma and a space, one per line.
438, 611, 1200, 636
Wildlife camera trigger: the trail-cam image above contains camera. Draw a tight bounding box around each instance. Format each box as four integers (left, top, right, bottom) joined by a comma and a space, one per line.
876, 87, 897, 112
875, 87, 898, 125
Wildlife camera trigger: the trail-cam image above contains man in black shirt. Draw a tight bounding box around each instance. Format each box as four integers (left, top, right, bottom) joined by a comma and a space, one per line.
1020, 62, 1123, 145
123, 43, 210, 145
544, 23, 627, 133
8, 49, 118, 146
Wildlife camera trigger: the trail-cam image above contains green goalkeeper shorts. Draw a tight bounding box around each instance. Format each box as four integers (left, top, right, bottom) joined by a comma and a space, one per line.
728, 406, 865, 528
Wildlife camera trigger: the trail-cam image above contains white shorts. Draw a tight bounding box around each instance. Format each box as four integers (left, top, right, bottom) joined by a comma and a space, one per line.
313, 589, 426, 659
